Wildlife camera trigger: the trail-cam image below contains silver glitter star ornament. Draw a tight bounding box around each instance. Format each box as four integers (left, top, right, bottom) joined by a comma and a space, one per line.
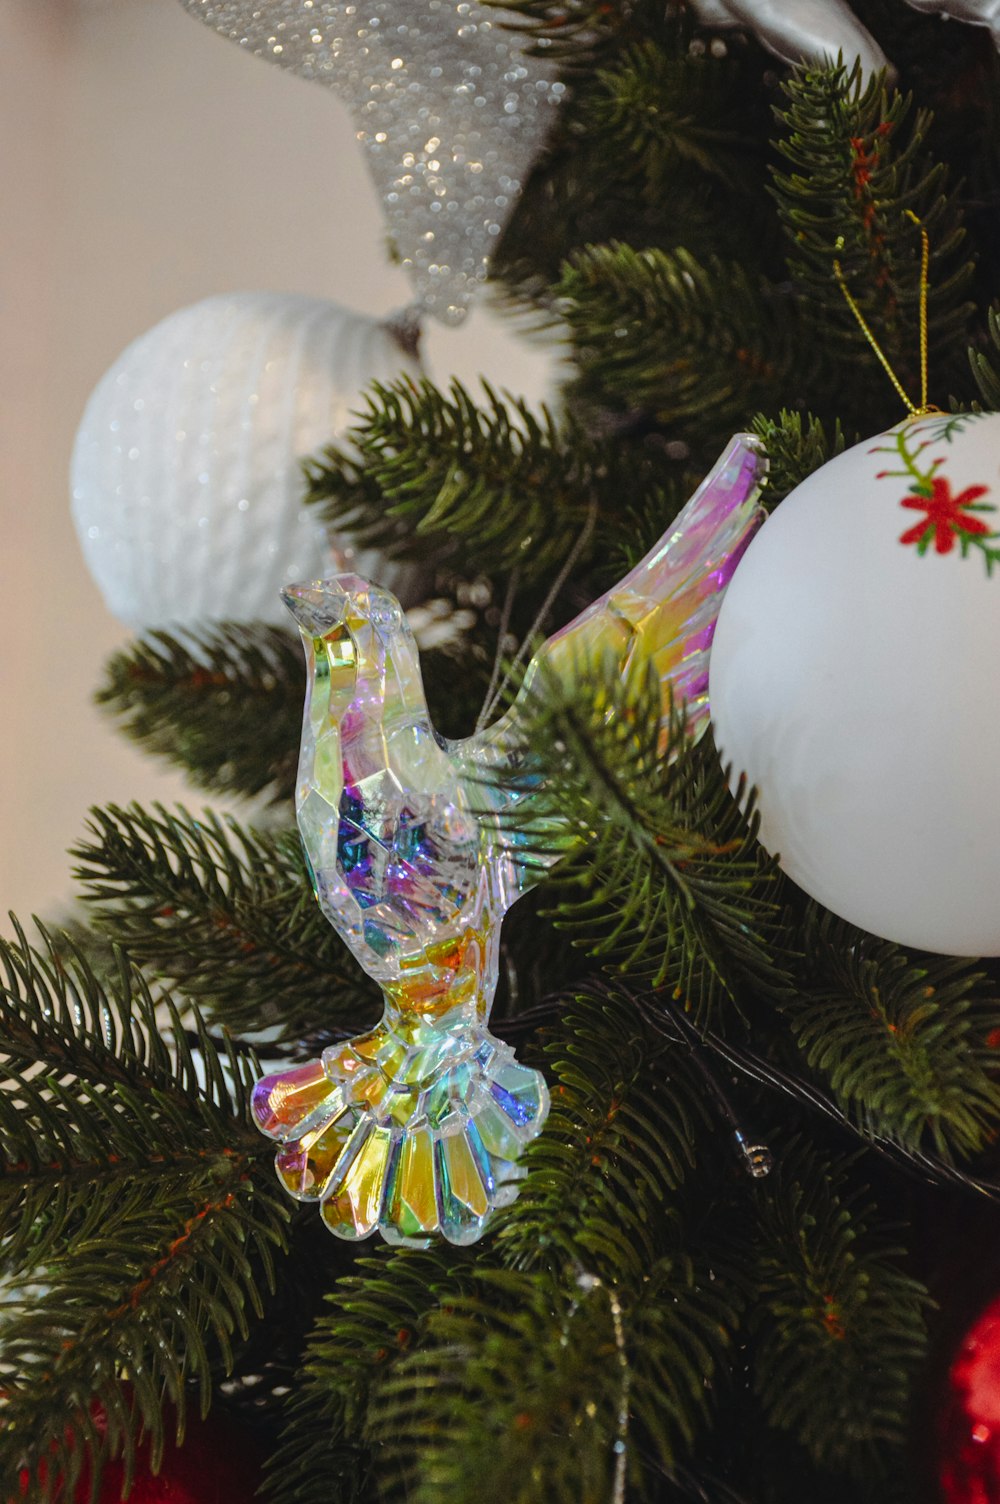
178, 1, 566, 325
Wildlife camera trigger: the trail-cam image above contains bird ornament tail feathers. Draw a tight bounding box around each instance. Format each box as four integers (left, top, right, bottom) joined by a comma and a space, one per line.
252, 434, 767, 1246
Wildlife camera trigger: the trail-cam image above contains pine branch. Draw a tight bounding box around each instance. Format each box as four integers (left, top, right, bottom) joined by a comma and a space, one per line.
212, 1215, 358, 1429
73, 804, 377, 1044
303, 379, 596, 583
556, 243, 808, 452
368, 1257, 739, 1504
272, 1242, 736, 1504
771, 64, 975, 415
582, 42, 755, 192
366, 1269, 630, 1504
96, 623, 303, 804
782, 908, 1000, 1159
970, 304, 1000, 409
501, 657, 790, 1020
482, 990, 744, 1481
264, 1249, 477, 1504
0, 917, 271, 1271
0, 919, 256, 1120
495, 987, 710, 1276
484, 0, 628, 64
0, 921, 289, 1499
302, 378, 684, 588
492, 2, 779, 312
1, 1190, 286, 1503
750, 1136, 929, 1479
490, 0, 725, 69
750, 410, 848, 507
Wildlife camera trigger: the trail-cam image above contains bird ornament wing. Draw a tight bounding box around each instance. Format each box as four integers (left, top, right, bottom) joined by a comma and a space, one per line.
455, 432, 769, 875
251, 433, 767, 1248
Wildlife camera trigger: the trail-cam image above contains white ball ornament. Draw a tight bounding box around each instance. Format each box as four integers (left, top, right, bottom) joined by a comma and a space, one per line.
70, 293, 422, 629
709, 411, 1000, 956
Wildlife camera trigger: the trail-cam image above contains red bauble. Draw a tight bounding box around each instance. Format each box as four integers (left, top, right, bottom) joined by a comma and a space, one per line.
940, 1295, 1000, 1503
18, 1403, 265, 1503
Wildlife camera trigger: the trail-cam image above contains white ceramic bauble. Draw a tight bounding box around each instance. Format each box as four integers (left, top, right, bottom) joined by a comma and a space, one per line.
71, 293, 421, 629
709, 411, 1000, 956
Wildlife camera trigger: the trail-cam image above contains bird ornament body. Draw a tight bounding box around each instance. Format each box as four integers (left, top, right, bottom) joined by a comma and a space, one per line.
252, 435, 768, 1245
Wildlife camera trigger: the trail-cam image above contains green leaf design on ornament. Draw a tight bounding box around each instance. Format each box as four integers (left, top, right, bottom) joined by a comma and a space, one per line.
871, 418, 1000, 576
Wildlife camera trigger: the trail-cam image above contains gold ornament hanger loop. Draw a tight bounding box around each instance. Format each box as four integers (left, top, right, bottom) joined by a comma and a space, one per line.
832, 210, 942, 419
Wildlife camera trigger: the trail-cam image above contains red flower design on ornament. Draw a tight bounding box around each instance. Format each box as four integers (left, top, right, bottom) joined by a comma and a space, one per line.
899, 476, 992, 554
871, 417, 1000, 576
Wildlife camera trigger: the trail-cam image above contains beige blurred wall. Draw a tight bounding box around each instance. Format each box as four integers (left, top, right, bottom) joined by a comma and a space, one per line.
1, 0, 556, 920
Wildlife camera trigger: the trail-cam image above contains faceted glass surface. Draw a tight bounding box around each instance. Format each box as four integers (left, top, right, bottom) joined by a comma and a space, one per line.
252, 436, 767, 1245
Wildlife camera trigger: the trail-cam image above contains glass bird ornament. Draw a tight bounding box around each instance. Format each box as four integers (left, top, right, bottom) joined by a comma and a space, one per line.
252, 434, 768, 1246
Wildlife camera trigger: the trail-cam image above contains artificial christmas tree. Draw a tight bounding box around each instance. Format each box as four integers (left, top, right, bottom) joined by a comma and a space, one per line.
7, 2, 1000, 1502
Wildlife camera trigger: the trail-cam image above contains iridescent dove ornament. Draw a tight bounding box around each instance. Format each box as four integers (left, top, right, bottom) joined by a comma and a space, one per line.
252, 434, 768, 1245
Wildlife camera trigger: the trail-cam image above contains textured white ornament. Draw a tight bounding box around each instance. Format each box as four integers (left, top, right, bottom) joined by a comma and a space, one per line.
689, 0, 1000, 75
176, 1, 566, 326
71, 293, 421, 630
709, 411, 1000, 956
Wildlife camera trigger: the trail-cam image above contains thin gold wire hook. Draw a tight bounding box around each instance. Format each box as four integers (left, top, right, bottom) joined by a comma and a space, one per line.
905, 208, 932, 414
831, 213, 941, 418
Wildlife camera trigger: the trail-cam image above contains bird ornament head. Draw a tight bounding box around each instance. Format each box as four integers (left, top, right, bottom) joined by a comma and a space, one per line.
252, 437, 768, 1246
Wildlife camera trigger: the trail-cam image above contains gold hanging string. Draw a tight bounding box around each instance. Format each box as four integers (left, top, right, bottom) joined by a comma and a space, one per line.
831, 213, 941, 418
906, 208, 932, 414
